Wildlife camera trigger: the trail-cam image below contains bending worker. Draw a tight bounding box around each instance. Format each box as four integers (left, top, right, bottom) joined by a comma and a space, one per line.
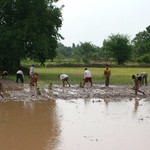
137, 72, 148, 86
58, 74, 70, 87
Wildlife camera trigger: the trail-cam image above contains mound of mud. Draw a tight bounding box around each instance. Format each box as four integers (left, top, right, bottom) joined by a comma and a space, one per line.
0, 79, 149, 101
50, 84, 149, 101
0, 79, 21, 91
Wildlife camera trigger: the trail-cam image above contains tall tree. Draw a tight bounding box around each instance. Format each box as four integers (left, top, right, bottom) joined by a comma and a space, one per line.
0, 0, 63, 69
56, 43, 73, 58
102, 34, 132, 64
132, 25, 150, 58
73, 42, 97, 63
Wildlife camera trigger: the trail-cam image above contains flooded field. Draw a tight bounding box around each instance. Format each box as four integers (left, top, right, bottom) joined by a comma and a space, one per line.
0, 98, 150, 150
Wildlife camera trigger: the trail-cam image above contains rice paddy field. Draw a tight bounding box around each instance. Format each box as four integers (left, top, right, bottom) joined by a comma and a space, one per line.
1, 67, 150, 150
29, 67, 150, 86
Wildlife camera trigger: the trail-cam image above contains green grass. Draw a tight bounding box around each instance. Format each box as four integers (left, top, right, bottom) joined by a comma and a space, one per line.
8, 67, 149, 86
35, 67, 149, 86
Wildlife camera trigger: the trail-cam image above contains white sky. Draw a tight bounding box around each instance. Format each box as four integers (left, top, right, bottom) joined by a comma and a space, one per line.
57, 0, 150, 47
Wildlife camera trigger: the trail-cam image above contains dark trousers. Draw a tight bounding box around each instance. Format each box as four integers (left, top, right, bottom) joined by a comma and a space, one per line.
16, 74, 24, 83
141, 74, 148, 86
105, 77, 110, 86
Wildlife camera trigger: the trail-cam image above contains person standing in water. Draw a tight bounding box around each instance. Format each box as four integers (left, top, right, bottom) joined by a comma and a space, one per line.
29, 64, 35, 91
29, 64, 35, 78
30, 73, 39, 96
83, 68, 93, 87
103, 64, 111, 87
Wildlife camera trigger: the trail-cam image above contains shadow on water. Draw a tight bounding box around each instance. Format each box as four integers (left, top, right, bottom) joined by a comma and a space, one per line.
0, 98, 150, 150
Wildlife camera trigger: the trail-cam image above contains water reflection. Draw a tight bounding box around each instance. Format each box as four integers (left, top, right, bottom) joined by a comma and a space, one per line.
0, 99, 150, 150
134, 97, 139, 114
0, 100, 60, 150
104, 98, 110, 109
56, 99, 150, 150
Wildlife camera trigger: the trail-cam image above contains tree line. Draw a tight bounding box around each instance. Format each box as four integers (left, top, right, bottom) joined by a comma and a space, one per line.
56, 25, 150, 65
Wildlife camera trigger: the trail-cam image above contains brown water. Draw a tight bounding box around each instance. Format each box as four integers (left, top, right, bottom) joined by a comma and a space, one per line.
0, 99, 150, 150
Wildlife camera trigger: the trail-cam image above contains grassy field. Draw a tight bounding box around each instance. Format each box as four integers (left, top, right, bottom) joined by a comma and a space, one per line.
31, 67, 149, 86
8, 67, 149, 86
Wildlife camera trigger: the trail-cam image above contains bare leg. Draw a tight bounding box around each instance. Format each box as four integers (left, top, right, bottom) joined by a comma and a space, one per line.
83, 81, 85, 88
138, 90, 145, 95
66, 80, 70, 87
145, 76, 147, 86
80, 82, 83, 88
62, 80, 65, 87
0, 93, 4, 98
134, 89, 137, 95
90, 80, 93, 87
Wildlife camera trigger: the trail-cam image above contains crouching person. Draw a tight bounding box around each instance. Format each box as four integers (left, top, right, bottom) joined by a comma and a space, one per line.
16, 70, 24, 83
137, 72, 148, 86
58, 74, 70, 87
1, 71, 8, 79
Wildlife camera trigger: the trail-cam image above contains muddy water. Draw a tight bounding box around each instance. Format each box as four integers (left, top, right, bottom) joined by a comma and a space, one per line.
0, 99, 150, 150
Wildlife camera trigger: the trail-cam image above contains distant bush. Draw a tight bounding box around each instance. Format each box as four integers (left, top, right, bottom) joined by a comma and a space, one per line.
82, 57, 90, 64
137, 54, 150, 63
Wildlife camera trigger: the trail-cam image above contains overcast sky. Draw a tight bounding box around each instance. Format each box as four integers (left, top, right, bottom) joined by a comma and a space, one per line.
57, 0, 150, 47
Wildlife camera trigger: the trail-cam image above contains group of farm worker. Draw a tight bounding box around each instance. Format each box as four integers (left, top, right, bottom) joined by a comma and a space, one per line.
0, 64, 148, 98
58, 64, 111, 88
16, 64, 38, 87
0, 64, 39, 98
0, 65, 38, 85
58, 65, 148, 96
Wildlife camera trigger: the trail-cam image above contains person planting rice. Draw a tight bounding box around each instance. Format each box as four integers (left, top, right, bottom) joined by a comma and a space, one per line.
58, 74, 70, 87
137, 72, 148, 86
29, 64, 35, 84
16, 70, 24, 83
83, 68, 93, 87
132, 75, 145, 95
1, 71, 8, 79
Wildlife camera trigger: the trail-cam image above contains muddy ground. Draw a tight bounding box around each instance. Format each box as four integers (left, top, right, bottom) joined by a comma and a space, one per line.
0, 79, 150, 101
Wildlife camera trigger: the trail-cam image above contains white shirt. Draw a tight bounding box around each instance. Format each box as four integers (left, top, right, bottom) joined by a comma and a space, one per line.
16, 70, 24, 77
139, 72, 147, 78
29, 66, 35, 76
84, 70, 92, 78
60, 74, 69, 80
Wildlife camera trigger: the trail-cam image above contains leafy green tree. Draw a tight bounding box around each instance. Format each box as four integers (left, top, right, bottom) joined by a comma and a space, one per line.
97, 47, 113, 61
56, 43, 73, 58
132, 25, 150, 59
102, 34, 132, 64
0, 0, 63, 70
80, 42, 97, 60
73, 42, 98, 63
137, 54, 150, 63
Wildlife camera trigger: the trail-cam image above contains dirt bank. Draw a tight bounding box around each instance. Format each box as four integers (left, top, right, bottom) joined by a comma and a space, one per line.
0, 79, 149, 101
